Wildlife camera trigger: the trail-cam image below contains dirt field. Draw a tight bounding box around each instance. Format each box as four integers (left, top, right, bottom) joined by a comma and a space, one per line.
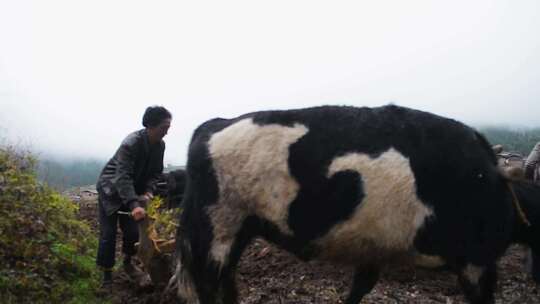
78, 200, 540, 304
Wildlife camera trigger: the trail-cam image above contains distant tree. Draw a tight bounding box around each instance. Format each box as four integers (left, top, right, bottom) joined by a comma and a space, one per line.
478, 127, 540, 156
0, 134, 104, 190
36, 158, 104, 191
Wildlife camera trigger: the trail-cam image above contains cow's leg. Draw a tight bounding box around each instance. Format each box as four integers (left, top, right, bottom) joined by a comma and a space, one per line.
174, 208, 226, 304
173, 235, 201, 304
345, 266, 380, 304
176, 230, 235, 304
211, 217, 259, 304
193, 205, 255, 304
457, 263, 497, 304
531, 250, 540, 283
216, 238, 251, 304
174, 226, 207, 304
175, 223, 242, 304
525, 247, 540, 283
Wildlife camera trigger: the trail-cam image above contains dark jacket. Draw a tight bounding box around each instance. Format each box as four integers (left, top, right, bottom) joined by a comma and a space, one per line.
97, 129, 165, 216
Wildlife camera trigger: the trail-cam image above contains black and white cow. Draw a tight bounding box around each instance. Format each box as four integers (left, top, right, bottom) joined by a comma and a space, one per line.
172, 105, 540, 304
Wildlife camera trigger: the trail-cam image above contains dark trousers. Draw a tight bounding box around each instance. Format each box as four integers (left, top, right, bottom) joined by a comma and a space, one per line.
96, 194, 139, 269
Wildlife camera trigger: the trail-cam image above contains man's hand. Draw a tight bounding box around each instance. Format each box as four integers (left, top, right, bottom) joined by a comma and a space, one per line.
144, 192, 154, 201
131, 206, 146, 221
137, 192, 154, 207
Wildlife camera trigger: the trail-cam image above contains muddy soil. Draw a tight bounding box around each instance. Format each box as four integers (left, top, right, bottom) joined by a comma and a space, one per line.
78, 200, 540, 304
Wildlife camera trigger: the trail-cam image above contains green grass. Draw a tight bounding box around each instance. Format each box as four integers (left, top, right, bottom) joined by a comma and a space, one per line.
0, 146, 105, 303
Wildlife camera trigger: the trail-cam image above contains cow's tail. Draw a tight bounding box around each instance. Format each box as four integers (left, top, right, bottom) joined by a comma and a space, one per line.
166, 157, 201, 303
166, 230, 199, 304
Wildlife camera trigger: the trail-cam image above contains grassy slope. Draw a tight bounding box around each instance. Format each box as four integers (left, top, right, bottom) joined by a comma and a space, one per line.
0, 147, 105, 304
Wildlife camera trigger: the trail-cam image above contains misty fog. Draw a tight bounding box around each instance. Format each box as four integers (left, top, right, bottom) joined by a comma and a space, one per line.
1, 1, 539, 166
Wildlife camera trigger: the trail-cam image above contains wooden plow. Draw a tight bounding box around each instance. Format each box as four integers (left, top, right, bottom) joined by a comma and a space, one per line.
136, 215, 177, 287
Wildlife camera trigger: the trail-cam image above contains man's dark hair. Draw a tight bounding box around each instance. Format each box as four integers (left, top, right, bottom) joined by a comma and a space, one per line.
142, 106, 172, 128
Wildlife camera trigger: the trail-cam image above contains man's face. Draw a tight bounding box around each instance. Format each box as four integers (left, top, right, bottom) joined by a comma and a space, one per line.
152, 118, 171, 140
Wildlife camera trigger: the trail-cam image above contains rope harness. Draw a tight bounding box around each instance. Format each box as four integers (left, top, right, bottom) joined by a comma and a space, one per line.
507, 182, 531, 227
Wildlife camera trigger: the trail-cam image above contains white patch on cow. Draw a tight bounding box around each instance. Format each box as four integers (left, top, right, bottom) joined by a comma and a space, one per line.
207, 118, 308, 265
463, 264, 484, 285
317, 149, 433, 263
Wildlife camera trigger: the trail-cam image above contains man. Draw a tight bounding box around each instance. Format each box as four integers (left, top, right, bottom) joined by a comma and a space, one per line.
96, 106, 172, 288
525, 142, 540, 184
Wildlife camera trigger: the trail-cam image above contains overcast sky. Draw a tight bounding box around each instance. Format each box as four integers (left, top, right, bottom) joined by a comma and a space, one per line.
1, 0, 539, 165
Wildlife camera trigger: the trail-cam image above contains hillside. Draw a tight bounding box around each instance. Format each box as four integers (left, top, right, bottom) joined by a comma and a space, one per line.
0, 147, 103, 303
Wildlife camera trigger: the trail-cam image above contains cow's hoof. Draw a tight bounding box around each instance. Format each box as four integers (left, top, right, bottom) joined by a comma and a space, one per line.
137, 273, 154, 290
